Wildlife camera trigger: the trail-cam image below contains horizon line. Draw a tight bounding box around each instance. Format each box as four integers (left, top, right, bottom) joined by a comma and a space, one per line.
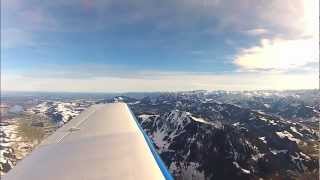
1, 88, 318, 95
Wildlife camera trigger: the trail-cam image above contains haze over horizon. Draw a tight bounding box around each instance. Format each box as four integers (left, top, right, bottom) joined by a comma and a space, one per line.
1, 0, 319, 92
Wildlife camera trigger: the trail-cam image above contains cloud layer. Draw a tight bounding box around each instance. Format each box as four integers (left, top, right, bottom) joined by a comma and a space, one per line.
1, 0, 318, 91
234, 38, 318, 72
3, 71, 317, 92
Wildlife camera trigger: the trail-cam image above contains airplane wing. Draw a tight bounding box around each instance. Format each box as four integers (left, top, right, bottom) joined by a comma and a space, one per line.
3, 103, 173, 180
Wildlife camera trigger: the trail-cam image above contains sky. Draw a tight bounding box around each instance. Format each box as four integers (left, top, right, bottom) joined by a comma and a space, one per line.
1, 0, 319, 92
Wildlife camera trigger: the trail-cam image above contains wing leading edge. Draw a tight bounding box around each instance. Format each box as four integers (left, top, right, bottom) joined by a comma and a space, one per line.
3, 103, 173, 180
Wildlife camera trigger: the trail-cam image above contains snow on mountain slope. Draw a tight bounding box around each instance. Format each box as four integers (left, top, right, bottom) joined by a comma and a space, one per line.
128, 91, 319, 180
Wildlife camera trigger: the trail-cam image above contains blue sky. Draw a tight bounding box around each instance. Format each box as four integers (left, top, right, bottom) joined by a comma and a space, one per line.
1, 0, 319, 92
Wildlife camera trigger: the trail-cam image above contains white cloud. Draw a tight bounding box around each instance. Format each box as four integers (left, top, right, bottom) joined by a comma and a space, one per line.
234, 38, 318, 71
233, 0, 319, 73
2, 71, 317, 92
2, 0, 318, 91
199, 0, 319, 37
244, 28, 268, 36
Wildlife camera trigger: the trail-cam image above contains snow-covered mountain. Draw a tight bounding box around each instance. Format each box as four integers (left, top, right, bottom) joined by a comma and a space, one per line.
0, 99, 94, 175
126, 91, 319, 180
29, 101, 91, 125
1, 90, 319, 179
